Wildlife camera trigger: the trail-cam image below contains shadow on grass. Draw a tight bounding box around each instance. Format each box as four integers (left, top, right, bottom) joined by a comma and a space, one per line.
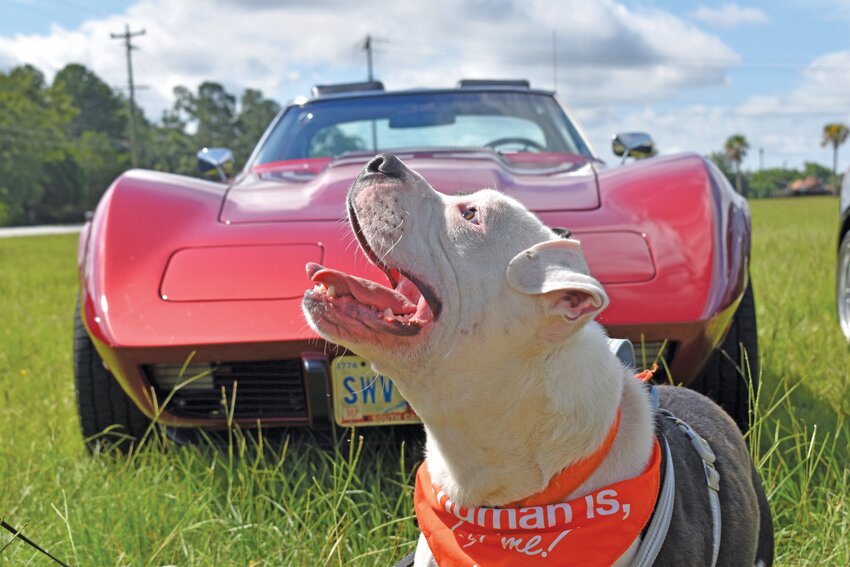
758, 371, 847, 459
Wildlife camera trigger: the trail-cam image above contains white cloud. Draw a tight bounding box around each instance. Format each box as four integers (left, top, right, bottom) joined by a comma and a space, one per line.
581, 102, 831, 171
3, 0, 843, 172
692, 4, 769, 28
580, 47, 850, 173
724, 50, 850, 169
0, 0, 739, 118
737, 51, 850, 118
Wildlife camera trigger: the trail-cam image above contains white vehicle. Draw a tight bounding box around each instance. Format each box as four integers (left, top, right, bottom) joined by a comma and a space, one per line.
837, 167, 850, 339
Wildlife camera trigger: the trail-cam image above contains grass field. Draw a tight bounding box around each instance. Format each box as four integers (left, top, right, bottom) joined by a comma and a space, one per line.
1, 196, 848, 566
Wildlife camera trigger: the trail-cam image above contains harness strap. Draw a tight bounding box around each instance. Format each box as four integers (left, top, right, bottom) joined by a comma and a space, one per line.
390, 550, 415, 567
707, 477, 722, 566
628, 436, 675, 567
656, 406, 722, 567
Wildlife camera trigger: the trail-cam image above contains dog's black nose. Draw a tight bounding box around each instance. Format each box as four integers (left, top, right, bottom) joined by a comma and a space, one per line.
365, 153, 404, 178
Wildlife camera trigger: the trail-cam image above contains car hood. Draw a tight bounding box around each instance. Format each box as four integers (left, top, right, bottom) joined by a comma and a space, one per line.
220, 154, 600, 223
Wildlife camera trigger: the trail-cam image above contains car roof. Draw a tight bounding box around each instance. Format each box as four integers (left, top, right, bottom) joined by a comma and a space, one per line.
288, 80, 556, 106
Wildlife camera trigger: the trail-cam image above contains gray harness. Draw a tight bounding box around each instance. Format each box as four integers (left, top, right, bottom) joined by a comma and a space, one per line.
608, 338, 722, 566
628, 390, 722, 567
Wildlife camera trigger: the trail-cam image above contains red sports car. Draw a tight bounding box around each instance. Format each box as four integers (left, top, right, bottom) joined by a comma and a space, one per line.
74, 80, 757, 449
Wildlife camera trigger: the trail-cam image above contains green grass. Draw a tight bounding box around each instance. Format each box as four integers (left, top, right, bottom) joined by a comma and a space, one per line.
750, 198, 850, 423
746, 197, 849, 565
1, 197, 848, 565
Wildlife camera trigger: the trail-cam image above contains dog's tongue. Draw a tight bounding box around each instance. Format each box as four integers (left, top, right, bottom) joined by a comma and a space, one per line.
307, 262, 417, 314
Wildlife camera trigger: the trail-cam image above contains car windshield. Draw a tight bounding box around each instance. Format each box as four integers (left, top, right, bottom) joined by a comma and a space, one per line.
252, 91, 593, 166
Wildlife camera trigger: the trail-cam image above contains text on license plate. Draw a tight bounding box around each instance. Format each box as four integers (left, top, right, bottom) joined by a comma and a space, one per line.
330, 355, 420, 427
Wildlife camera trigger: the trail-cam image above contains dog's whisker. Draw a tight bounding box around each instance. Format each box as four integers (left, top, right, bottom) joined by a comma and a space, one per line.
379, 220, 405, 261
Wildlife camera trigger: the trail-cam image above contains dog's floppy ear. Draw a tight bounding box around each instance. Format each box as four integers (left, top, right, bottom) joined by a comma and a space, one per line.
506, 239, 608, 323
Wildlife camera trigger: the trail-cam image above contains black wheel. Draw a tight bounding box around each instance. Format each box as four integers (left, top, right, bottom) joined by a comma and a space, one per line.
691, 280, 759, 433
74, 300, 151, 452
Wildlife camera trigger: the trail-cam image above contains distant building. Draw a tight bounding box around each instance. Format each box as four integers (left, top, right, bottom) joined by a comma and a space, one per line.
780, 176, 834, 197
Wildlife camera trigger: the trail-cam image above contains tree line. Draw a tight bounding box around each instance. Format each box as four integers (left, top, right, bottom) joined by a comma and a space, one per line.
710, 126, 848, 199
0, 63, 280, 226
2, 61, 846, 225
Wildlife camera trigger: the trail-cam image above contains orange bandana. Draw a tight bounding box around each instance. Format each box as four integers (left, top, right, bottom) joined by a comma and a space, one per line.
414, 439, 661, 566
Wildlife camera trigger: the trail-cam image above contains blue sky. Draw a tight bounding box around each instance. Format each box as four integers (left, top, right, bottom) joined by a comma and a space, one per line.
652, 1, 848, 111
1, 0, 849, 172
1, 1, 135, 36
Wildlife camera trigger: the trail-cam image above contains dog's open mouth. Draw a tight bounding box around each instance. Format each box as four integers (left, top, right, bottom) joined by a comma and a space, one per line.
306, 263, 434, 333
304, 202, 439, 336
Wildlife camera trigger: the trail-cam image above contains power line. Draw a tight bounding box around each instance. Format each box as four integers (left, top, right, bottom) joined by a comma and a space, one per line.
374, 37, 850, 71
110, 23, 145, 167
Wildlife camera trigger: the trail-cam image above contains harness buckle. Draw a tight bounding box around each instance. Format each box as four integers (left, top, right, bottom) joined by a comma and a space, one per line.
690, 434, 716, 464
703, 461, 720, 492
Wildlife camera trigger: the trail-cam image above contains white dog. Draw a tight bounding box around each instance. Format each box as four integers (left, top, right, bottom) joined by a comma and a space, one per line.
303, 154, 773, 566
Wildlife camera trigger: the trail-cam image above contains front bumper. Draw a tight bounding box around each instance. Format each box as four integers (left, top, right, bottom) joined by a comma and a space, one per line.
90, 297, 738, 429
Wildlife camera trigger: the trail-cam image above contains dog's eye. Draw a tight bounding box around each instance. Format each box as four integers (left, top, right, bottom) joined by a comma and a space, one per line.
461, 207, 479, 224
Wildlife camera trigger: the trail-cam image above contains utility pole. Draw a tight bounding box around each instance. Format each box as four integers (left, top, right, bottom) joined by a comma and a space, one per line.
363, 34, 374, 81
111, 24, 146, 167
759, 147, 764, 171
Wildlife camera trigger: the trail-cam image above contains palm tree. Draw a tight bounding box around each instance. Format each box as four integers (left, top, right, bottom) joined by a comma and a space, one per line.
724, 134, 750, 195
821, 123, 849, 189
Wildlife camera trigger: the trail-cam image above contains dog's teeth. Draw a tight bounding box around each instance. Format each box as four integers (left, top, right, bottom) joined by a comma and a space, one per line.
383, 308, 394, 320
327, 285, 336, 298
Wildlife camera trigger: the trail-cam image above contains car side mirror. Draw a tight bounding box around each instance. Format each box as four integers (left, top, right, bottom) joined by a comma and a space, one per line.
197, 147, 234, 181
612, 132, 656, 164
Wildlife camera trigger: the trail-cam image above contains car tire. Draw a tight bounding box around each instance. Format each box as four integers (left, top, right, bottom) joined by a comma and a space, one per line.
837, 232, 850, 341
74, 300, 151, 452
691, 280, 759, 433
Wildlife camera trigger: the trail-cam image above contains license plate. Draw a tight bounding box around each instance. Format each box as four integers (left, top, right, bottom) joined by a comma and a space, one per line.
330, 355, 420, 427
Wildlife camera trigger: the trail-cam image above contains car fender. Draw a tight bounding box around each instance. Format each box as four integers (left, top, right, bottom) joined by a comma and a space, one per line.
584, 153, 751, 378
79, 169, 227, 347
